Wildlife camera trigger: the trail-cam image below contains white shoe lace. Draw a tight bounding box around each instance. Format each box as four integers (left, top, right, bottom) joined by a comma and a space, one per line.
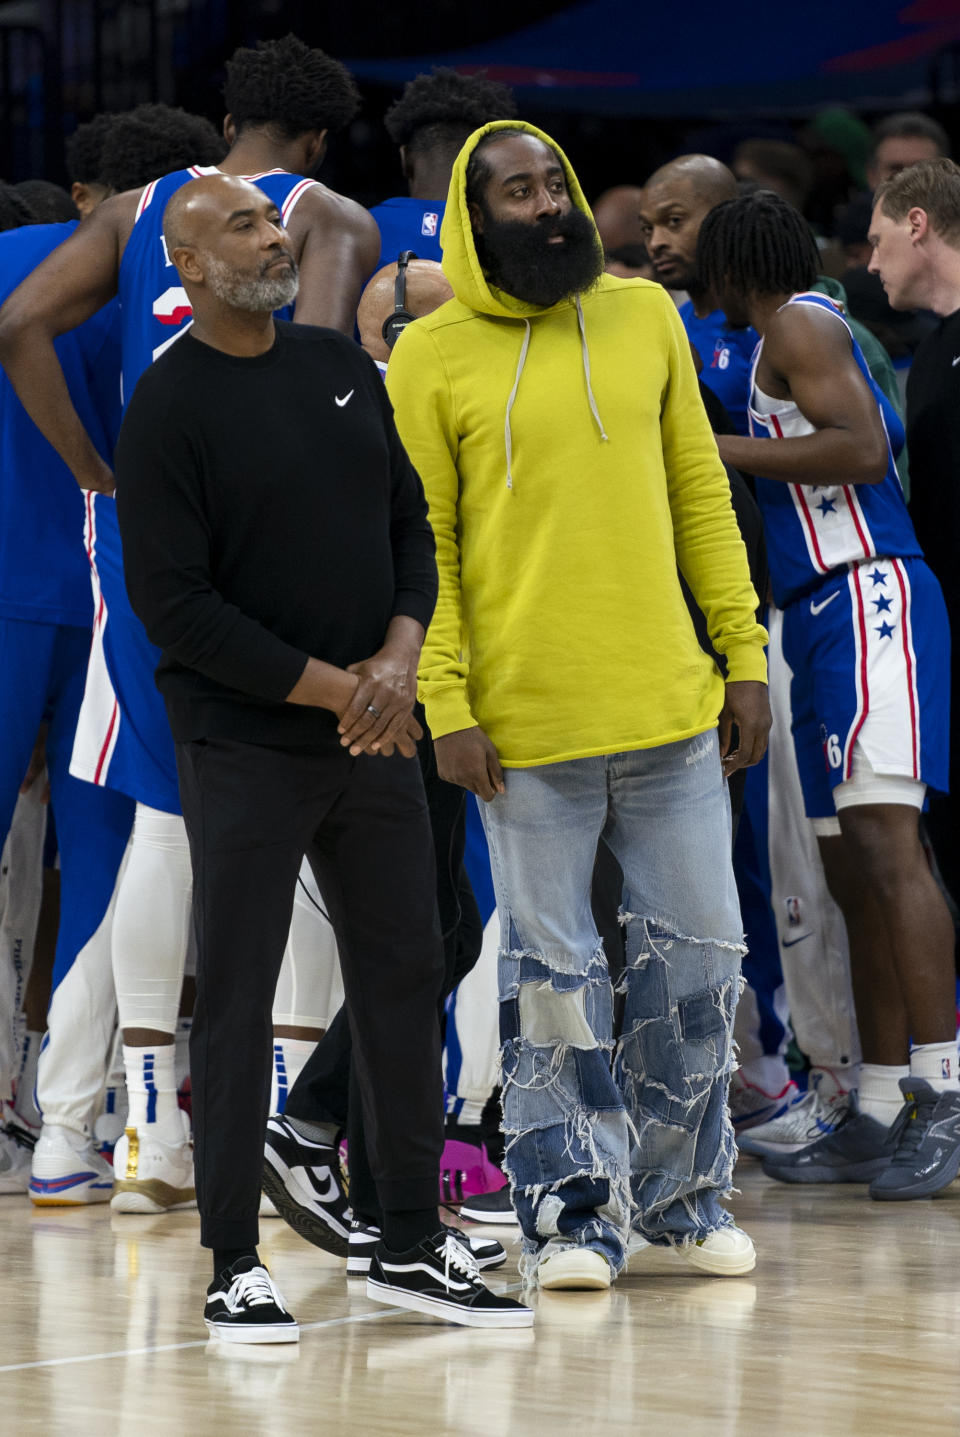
226, 1266, 286, 1314
440, 1230, 481, 1290
753, 1087, 848, 1142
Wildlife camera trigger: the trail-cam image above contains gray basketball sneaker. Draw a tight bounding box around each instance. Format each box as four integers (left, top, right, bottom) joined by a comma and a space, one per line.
869, 1078, 960, 1201
761, 1091, 897, 1184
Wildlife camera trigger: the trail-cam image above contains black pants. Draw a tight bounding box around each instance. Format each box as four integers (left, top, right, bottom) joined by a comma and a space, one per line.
176, 736, 445, 1250
285, 711, 483, 1223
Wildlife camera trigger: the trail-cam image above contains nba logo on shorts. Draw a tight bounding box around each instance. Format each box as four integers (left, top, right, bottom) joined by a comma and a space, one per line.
943, 1057, 953, 1079
786, 896, 802, 928
421, 212, 439, 237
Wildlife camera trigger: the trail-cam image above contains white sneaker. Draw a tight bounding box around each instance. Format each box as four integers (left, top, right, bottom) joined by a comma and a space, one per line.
30, 1124, 114, 1205
0, 1122, 32, 1194
111, 1112, 195, 1214
537, 1246, 612, 1291
678, 1226, 756, 1277
727, 1071, 798, 1131
737, 1078, 850, 1157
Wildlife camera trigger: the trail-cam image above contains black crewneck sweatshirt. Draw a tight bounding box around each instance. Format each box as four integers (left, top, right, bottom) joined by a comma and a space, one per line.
115, 321, 437, 746
906, 307, 960, 622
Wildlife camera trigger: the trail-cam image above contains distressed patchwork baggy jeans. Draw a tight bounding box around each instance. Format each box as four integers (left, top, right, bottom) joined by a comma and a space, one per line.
479, 731, 745, 1276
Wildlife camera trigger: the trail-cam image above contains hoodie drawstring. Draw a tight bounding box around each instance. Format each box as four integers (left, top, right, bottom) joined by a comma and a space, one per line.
504, 320, 531, 491
503, 299, 608, 490
576, 295, 609, 445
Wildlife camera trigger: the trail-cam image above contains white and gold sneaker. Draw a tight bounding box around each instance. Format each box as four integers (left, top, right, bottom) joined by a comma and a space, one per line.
111, 1110, 195, 1214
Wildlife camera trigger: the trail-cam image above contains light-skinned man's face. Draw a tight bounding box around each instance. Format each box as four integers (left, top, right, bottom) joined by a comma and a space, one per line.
869, 135, 942, 188
468, 134, 603, 307
638, 178, 713, 292
171, 181, 299, 312
867, 201, 927, 310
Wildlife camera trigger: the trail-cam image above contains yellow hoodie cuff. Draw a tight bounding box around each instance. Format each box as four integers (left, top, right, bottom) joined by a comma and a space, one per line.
722, 641, 769, 686
421, 683, 478, 741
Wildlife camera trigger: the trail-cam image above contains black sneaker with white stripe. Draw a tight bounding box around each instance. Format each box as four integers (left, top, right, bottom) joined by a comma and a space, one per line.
204, 1257, 299, 1344
262, 1114, 350, 1257
366, 1230, 533, 1328
347, 1218, 507, 1277
459, 1186, 518, 1225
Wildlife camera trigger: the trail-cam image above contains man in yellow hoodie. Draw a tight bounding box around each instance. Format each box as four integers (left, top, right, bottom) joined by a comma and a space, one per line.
386, 121, 770, 1292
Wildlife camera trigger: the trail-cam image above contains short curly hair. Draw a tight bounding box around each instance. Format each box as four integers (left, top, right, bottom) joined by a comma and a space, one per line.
223, 34, 361, 140
0, 181, 37, 232
98, 104, 226, 194
384, 69, 517, 159
65, 113, 117, 184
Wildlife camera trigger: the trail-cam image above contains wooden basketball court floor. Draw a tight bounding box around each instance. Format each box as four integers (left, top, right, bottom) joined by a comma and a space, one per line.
3, 1157, 960, 1437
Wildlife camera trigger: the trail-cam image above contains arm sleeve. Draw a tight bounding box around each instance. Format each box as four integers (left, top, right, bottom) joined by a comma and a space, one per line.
386, 325, 475, 737
658, 294, 769, 683
115, 384, 310, 703
362, 352, 438, 632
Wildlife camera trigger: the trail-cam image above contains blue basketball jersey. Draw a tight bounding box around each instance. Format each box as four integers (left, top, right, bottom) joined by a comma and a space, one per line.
369, 195, 445, 270
0, 222, 120, 628
748, 291, 921, 608
678, 301, 756, 436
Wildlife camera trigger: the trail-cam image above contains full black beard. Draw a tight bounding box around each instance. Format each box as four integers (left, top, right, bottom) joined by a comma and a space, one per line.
475, 206, 604, 307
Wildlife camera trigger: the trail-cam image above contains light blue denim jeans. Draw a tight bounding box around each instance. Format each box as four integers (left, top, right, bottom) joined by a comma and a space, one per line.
479, 730, 744, 1277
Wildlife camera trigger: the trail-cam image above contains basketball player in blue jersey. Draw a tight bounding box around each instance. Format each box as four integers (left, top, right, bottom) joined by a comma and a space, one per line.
639, 156, 757, 436
0, 37, 380, 1211
699, 190, 960, 1200
370, 69, 516, 268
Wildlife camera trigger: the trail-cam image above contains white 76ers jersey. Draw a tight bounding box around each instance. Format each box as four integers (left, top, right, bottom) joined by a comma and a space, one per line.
748, 291, 922, 607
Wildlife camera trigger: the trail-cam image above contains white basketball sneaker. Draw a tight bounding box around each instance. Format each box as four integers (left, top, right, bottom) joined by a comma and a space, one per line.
0, 1120, 32, 1194
111, 1110, 196, 1214
30, 1123, 114, 1205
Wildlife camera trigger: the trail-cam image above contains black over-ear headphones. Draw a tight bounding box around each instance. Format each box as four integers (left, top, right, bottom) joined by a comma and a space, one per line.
382, 250, 418, 349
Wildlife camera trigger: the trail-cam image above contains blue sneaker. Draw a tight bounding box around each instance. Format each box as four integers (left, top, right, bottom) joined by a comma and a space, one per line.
869, 1079, 960, 1201
761, 1092, 896, 1184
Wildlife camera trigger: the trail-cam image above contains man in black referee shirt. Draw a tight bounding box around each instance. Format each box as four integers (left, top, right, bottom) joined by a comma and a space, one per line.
115, 173, 531, 1339
869, 158, 960, 920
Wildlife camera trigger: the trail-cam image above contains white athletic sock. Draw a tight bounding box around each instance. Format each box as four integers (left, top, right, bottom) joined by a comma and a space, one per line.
858, 1063, 910, 1125
269, 1036, 316, 1116
123, 1044, 181, 1139
810, 1064, 859, 1099
14, 1030, 43, 1129
910, 1040, 960, 1094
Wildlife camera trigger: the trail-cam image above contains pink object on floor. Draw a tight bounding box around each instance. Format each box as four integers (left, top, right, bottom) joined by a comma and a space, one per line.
439, 1140, 506, 1204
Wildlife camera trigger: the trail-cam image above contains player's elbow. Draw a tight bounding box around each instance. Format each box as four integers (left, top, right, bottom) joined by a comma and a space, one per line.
857, 431, 889, 486
0, 295, 27, 360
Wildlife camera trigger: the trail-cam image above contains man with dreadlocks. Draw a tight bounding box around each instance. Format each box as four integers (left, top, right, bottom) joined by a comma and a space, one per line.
370, 68, 517, 268
699, 190, 960, 1202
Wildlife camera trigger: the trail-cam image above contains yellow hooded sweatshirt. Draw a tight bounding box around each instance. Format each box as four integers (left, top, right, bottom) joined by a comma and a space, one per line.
387, 121, 767, 768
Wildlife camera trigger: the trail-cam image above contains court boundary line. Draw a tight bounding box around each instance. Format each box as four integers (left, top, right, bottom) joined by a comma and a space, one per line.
0, 1307, 399, 1373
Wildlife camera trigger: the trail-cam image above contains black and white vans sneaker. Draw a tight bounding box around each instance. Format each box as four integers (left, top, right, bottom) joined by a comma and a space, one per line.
459, 1186, 519, 1225
347, 1218, 507, 1278
366, 1230, 533, 1328
262, 1114, 351, 1257
204, 1257, 299, 1344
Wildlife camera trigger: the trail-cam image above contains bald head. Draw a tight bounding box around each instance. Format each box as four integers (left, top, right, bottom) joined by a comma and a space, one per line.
591, 185, 646, 253
358, 259, 454, 363
638, 155, 737, 294
644, 155, 737, 210
162, 173, 298, 317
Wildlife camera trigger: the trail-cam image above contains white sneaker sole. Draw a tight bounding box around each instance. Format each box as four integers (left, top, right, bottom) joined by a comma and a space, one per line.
538, 1253, 612, 1291
678, 1244, 756, 1277
365, 1278, 534, 1328
458, 1205, 518, 1226
205, 1318, 300, 1345
111, 1182, 196, 1214
30, 1177, 112, 1206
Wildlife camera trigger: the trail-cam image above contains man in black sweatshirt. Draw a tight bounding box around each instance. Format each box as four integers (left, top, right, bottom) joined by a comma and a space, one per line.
115, 173, 532, 1339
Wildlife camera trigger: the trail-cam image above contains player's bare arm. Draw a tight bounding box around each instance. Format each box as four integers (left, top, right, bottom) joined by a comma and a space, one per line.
287, 185, 381, 333
0, 189, 141, 493
716, 305, 888, 487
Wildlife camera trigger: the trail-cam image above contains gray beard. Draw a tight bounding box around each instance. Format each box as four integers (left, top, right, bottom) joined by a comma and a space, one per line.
202, 251, 300, 312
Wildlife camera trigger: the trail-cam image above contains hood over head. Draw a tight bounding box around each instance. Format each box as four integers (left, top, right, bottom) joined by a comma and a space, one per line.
440, 119, 604, 318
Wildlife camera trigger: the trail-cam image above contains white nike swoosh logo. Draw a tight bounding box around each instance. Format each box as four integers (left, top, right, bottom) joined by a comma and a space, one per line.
810, 591, 841, 616
952, 356, 960, 366
335, 390, 354, 407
